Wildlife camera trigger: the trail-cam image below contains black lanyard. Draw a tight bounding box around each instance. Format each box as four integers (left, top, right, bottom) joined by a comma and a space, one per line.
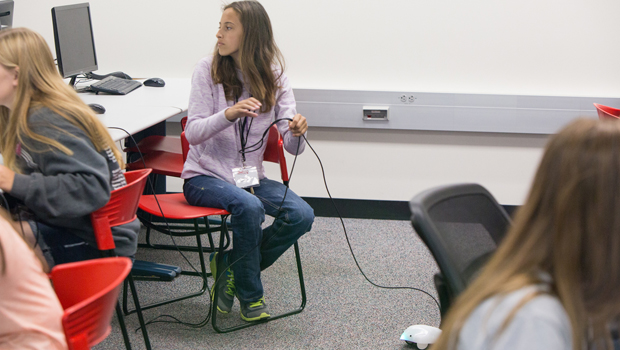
235, 96, 254, 164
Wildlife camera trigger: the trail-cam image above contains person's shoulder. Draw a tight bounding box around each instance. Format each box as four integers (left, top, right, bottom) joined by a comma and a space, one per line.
27, 106, 88, 142
28, 106, 62, 123
273, 66, 291, 93
517, 291, 567, 324
459, 286, 571, 350
495, 285, 564, 312
272, 64, 287, 79
192, 55, 216, 84
197, 55, 215, 71
28, 106, 81, 129
485, 285, 569, 329
468, 285, 567, 327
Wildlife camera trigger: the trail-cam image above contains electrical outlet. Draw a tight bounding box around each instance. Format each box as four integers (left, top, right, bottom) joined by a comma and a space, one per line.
363, 106, 389, 121
408, 95, 416, 103
400, 95, 407, 103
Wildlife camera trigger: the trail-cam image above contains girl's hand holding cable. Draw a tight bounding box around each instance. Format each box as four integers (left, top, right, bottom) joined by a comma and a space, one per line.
225, 97, 262, 121
289, 114, 308, 137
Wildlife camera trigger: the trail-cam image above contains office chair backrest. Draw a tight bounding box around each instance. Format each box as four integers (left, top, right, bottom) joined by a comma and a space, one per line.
594, 103, 620, 120
51, 257, 132, 350
90, 168, 152, 251
409, 183, 511, 315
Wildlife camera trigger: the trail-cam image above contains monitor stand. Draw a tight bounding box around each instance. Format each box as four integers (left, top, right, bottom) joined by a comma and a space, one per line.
68, 75, 92, 93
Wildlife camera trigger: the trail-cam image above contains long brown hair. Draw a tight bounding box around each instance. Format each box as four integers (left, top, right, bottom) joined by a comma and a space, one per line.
434, 118, 620, 350
212, 0, 285, 114
0, 28, 124, 172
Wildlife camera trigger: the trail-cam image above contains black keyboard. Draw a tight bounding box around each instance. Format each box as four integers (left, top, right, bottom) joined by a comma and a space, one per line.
89, 76, 143, 95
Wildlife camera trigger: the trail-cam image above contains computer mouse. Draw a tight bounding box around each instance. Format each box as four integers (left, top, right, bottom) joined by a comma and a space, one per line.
143, 77, 165, 87
88, 103, 106, 114
400, 325, 441, 349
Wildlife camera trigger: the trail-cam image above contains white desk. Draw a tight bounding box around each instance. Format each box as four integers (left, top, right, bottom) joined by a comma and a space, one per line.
78, 78, 191, 141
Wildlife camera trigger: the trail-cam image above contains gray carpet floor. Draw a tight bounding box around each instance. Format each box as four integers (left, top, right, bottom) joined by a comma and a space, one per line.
94, 216, 441, 350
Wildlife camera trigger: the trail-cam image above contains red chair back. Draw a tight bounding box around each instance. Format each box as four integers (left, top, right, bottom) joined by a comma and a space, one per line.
51, 257, 132, 350
594, 103, 620, 120
181, 116, 188, 130
91, 169, 152, 251
263, 125, 289, 183
181, 131, 190, 163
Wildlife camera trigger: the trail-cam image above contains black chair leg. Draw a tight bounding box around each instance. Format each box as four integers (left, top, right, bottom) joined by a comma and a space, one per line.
123, 219, 216, 314
126, 274, 152, 350
211, 225, 306, 333
115, 302, 133, 350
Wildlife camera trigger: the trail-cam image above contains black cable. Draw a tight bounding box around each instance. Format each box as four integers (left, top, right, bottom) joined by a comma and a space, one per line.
0, 193, 30, 244
300, 133, 442, 317
238, 116, 254, 163
0, 192, 9, 211
225, 121, 442, 321
241, 117, 294, 155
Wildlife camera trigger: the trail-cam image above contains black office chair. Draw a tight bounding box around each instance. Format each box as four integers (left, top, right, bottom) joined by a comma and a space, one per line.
409, 183, 512, 319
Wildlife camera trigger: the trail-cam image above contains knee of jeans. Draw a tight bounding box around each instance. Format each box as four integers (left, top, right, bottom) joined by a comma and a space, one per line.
231, 195, 265, 219
288, 203, 315, 232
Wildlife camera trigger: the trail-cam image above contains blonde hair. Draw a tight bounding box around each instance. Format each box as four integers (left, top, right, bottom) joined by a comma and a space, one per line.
212, 0, 285, 114
434, 118, 620, 350
0, 28, 123, 172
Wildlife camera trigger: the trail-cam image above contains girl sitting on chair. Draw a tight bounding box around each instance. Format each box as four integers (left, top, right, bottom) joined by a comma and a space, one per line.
433, 118, 620, 350
183, 0, 314, 322
0, 28, 139, 270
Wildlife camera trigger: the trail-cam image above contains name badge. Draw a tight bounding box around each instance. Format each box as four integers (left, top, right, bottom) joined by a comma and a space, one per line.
232, 166, 259, 189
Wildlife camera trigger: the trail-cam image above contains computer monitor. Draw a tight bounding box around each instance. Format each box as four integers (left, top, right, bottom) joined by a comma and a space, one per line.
51, 2, 98, 86
0, 0, 13, 31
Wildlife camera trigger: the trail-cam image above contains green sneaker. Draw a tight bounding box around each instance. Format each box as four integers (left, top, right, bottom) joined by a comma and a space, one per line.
209, 252, 235, 314
240, 297, 271, 322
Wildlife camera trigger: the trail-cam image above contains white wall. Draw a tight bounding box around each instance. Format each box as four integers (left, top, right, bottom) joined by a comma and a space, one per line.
17, 0, 620, 204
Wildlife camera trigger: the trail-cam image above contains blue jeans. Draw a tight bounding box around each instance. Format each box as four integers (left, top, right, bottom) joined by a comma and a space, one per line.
184, 176, 314, 304
30, 221, 102, 268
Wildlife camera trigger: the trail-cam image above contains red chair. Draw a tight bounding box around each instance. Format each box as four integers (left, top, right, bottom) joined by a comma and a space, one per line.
90, 168, 152, 350
51, 257, 132, 350
137, 126, 306, 333
126, 132, 231, 316
594, 103, 620, 120
125, 117, 187, 177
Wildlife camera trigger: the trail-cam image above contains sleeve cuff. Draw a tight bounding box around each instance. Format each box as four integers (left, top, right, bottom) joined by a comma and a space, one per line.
10, 173, 30, 202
